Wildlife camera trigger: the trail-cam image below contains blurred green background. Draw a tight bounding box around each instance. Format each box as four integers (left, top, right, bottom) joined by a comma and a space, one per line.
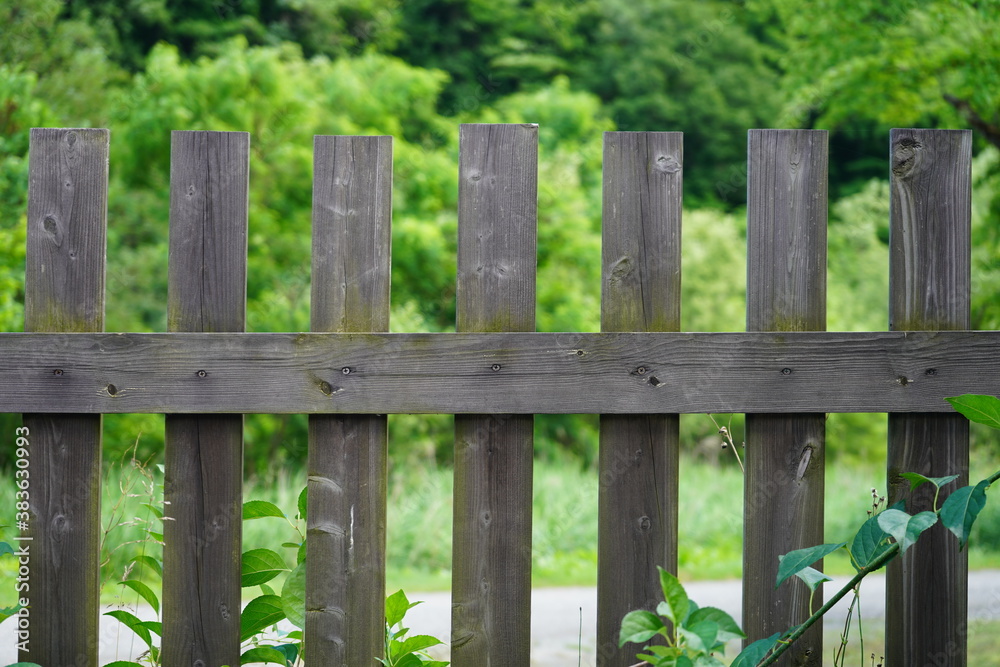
2, 0, 1000, 587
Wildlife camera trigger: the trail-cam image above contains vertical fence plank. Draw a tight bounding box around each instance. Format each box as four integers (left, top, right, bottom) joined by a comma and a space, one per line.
886, 128, 972, 666
744, 129, 828, 667
307, 135, 392, 663
22, 128, 108, 667
451, 123, 537, 666
597, 131, 682, 666
162, 130, 249, 667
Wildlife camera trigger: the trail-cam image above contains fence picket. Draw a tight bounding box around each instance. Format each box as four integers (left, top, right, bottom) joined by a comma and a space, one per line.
307, 135, 392, 663
162, 130, 249, 666
886, 128, 972, 666
5, 125, 981, 666
743, 129, 828, 666
451, 123, 537, 666
22, 128, 108, 667
597, 131, 683, 666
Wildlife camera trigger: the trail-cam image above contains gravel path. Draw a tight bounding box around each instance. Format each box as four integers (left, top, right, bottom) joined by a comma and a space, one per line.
3, 571, 999, 666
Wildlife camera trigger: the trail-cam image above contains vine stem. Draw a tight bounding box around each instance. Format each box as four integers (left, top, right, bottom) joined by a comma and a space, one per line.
757, 467, 1000, 667
757, 542, 900, 667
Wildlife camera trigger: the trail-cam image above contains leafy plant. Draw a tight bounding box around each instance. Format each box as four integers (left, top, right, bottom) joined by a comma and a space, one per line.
102, 458, 307, 666
619, 566, 745, 666
379, 589, 449, 667
623, 394, 1000, 666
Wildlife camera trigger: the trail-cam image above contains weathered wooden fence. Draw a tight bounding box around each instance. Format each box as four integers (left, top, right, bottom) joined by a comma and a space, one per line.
2, 124, 988, 666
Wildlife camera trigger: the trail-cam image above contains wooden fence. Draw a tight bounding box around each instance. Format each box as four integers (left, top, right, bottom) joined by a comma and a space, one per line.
1, 124, 989, 666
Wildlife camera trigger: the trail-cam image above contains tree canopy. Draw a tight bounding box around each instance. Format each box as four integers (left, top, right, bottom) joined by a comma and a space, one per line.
1, 0, 998, 470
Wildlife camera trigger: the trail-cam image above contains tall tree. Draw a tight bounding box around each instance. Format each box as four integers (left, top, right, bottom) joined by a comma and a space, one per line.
755, 0, 1000, 149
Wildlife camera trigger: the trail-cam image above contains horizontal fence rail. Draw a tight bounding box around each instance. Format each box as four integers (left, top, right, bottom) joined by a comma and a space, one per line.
0, 331, 997, 414
9, 125, 976, 667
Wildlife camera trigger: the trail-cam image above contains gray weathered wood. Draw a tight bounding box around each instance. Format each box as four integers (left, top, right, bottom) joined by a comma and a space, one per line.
886, 129, 972, 666
162, 130, 248, 667
452, 123, 536, 666
1, 330, 999, 414
307, 135, 392, 664
21, 128, 108, 667
597, 131, 682, 666
743, 129, 827, 666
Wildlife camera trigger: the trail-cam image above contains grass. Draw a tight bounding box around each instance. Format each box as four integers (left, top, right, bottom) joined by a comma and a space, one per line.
3, 437, 1000, 667
3, 447, 1000, 601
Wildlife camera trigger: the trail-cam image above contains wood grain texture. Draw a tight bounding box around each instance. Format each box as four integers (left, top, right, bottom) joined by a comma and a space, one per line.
452, 124, 536, 666
307, 136, 391, 665
597, 132, 681, 666
162, 131, 248, 667
2, 330, 1000, 414
886, 129, 972, 666
743, 129, 827, 666
22, 128, 108, 667
456, 123, 537, 333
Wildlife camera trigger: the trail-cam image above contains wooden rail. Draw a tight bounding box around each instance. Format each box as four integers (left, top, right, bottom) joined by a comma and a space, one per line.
1, 331, 997, 414
9, 125, 974, 667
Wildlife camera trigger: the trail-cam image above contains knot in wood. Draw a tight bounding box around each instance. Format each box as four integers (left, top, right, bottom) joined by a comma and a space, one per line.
655, 154, 681, 174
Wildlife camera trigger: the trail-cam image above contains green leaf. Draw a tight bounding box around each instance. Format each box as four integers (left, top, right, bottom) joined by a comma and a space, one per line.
272, 643, 299, 666
386, 589, 419, 627
731, 632, 781, 667
680, 619, 719, 653
141, 502, 164, 520
687, 606, 745, 643
946, 394, 1000, 430
243, 500, 286, 521
104, 609, 153, 650
242, 548, 288, 587
281, 561, 307, 630
618, 609, 666, 646
793, 566, 832, 593
693, 656, 726, 667
298, 485, 308, 521
877, 509, 938, 553
899, 472, 960, 493
142, 620, 162, 636
103, 662, 145, 667
940, 480, 990, 549
393, 655, 422, 667
850, 514, 895, 572
397, 633, 444, 654
118, 579, 160, 614
658, 566, 690, 625
775, 543, 846, 588
637, 645, 683, 664
0, 542, 15, 557
130, 554, 163, 579
240, 595, 285, 642
240, 646, 289, 665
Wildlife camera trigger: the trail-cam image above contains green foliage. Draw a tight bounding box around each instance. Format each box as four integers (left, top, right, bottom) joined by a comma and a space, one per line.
380, 590, 449, 666
948, 394, 1000, 431
619, 566, 745, 666
755, 0, 1000, 145
775, 542, 845, 588
849, 514, 894, 571
624, 395, 1000, 666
